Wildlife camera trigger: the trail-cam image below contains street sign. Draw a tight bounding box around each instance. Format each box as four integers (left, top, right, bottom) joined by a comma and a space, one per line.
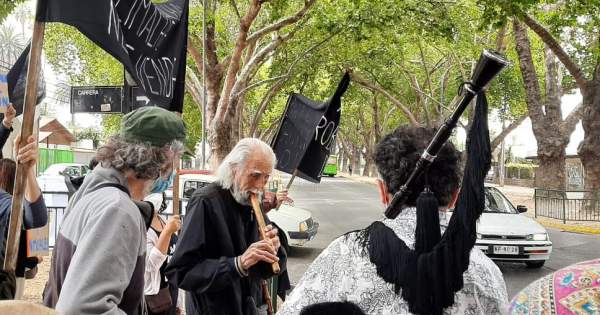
71, 86, 123, 114
131, 86, 151, 110
123, 70, 152, 113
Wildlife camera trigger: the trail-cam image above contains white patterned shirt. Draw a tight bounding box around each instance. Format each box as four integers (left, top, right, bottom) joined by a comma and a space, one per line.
278, 208, 508, 315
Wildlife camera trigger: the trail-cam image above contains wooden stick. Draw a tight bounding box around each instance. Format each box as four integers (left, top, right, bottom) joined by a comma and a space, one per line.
250, 194, 278, 314
249, 194, 280, 274
172, 159, 181, 216
4, 17, 45, 271
285, 169, 298, 191
262, 280, 275, 315
275, 169, 297, 210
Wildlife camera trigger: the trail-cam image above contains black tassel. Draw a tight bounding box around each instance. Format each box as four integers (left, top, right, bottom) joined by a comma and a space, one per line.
414, 186, 441, 254
359, 92, 491, 315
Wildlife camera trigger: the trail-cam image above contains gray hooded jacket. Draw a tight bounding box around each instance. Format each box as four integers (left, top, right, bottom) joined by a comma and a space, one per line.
43, 166, 147, 315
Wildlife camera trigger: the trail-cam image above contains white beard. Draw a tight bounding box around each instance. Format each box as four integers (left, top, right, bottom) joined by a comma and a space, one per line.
231, 183, 261, 206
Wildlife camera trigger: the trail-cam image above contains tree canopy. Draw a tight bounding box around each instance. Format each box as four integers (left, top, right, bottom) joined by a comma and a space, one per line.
31, 0, 597, 184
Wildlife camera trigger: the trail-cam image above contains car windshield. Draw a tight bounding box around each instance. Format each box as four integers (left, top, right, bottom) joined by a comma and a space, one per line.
43, 165, 70, 176
484, 187, 517, 214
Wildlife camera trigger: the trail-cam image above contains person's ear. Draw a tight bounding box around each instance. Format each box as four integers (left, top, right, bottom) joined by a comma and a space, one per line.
377, 179, 390, 206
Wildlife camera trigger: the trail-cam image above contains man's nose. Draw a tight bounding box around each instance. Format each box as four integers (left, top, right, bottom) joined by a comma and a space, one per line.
258, 178, 268, 189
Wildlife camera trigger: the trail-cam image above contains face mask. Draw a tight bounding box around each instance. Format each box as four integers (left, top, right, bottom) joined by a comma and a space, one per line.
151, 172, 174, 194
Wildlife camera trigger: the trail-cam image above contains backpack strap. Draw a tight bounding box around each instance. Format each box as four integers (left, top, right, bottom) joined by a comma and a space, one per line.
96, 182, 130, 197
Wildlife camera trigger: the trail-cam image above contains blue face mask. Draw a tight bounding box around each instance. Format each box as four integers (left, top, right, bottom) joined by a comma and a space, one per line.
151, 172, 174, 194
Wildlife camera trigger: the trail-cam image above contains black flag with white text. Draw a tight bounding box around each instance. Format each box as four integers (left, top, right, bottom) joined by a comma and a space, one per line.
38, 0, 188, 112
271, 73, 350, 183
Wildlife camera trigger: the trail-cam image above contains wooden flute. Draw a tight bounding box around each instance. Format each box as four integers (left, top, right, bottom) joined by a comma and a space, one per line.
249, 194, 281, 273
250, 194, 280, 314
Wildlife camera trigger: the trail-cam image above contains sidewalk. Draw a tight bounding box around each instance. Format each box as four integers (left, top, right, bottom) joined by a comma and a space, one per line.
340, 172, 600, 235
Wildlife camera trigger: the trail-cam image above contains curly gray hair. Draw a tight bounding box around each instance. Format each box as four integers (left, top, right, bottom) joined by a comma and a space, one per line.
95, 135, 184, 180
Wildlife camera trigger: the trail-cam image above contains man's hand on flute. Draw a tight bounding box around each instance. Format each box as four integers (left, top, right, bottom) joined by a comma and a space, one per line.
264, 224, 281, 252
240, 239, 280, 271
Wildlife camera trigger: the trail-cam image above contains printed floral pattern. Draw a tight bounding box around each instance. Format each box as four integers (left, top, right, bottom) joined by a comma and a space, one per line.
508, 258, 600, 315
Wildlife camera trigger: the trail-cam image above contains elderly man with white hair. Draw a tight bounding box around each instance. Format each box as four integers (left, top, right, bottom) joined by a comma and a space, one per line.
166, 138, 288, 315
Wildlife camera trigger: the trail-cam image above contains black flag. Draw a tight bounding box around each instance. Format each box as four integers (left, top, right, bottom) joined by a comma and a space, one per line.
271, 73, 350, 183
38, 0, 189, 112
7, 43, 46, 115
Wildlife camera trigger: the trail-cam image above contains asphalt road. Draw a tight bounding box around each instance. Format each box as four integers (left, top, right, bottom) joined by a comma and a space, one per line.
283, 175, 600, 299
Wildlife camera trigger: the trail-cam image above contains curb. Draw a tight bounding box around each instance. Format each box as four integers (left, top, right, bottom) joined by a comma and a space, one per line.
534, 218, 600, 235
339, 173, 377, 186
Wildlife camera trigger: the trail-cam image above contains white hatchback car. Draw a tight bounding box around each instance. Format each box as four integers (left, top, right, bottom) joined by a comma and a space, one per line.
162, 171, 319, 251
472, 186, 553, 268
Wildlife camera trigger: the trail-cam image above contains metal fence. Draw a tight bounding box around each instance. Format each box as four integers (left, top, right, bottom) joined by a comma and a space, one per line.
534, 189, 600, 223
45, 192, 189, 247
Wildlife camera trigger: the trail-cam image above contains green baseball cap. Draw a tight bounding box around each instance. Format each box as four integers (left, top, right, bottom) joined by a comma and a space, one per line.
120, 106, 186, 147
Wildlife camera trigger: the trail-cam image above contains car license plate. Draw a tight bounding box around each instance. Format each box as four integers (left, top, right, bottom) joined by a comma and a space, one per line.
493, 245, 519, 255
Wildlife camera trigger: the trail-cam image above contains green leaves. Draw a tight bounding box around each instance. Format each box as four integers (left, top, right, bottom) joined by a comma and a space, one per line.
0, 0, 26, 23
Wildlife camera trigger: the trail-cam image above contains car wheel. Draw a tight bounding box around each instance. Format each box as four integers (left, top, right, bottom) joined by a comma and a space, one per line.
526, 261, 545, 269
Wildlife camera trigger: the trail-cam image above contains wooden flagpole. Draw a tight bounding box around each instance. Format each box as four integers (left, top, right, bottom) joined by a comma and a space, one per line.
172, 160, 181, 216
4, 4, 45, 271
274, 169, 297, 211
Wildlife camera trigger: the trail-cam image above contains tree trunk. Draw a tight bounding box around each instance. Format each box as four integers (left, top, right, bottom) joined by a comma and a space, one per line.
350, 146, 360, 176
370, 162, 378, 177
536, 150, 567, 190
209, 119, 236, 164
362, 152, 372, 177
513, 20, 576, 191
341, 149, 349, 172
579, 81, 600, 196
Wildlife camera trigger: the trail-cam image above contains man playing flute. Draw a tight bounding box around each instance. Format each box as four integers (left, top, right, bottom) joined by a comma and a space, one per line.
167, 138, 288, 315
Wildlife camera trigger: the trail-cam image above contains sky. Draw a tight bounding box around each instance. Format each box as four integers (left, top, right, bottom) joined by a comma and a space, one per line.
491, 91, 583, 157
2, 0, 102, 132
2, 1, 586, 157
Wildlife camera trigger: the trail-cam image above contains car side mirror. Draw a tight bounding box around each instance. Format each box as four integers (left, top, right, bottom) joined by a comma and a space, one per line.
517, 205, 527, 213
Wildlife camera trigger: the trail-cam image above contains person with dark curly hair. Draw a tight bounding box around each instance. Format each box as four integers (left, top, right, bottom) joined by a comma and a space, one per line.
278, 126, 508, 314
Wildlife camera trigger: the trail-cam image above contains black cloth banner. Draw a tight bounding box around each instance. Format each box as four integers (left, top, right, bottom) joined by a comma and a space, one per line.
38, 0, 189, 112
271, 73, 350, 183
7, 43, 46, 115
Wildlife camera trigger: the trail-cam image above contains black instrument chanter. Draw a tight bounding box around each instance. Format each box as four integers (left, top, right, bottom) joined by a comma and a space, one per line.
384, 49, 509, 219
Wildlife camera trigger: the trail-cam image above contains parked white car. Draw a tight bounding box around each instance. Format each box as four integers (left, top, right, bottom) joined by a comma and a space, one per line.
37, 163, 89, 192
470, 186, 553, 268
162, 171, 319, 250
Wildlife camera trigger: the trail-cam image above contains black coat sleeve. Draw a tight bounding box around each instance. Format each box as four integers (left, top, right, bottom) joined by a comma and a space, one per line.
166, 196, 239, 294
248, 215, 287, 280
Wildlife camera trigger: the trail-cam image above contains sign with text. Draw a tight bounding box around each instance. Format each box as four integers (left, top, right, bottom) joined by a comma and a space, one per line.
71, 86, 123, 114
0, 72, 8, 113
27, 224, 50, 257
271, 73, 350, 183
40, 0, 188, 112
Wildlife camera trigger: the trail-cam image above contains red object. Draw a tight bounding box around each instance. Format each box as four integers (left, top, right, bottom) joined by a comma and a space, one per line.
177, 169, 212, 175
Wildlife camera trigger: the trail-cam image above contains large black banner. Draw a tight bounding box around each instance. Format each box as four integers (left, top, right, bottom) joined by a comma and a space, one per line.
272, 73, 350, 183
38, 0, 188, 112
